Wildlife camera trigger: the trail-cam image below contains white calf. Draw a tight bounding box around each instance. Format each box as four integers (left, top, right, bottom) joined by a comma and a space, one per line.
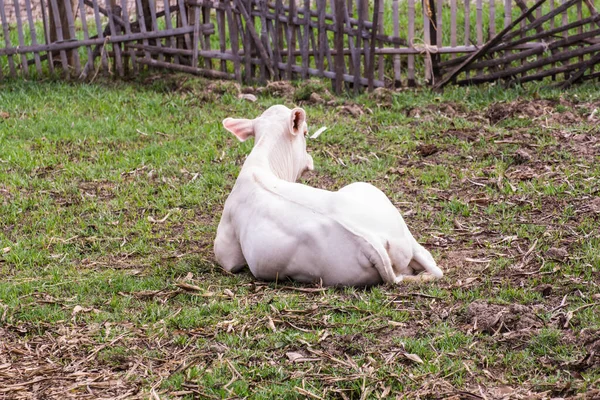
214, 105, 443, 286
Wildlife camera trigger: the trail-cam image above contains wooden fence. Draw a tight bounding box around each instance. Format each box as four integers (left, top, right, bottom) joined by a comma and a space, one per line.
1, 0, 600, 91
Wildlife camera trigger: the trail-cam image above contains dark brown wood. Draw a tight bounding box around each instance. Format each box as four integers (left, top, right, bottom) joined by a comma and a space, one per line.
272, 59, 385, 87
504, 0, 582, 43
407, 0, 415, 86
3, 0, 600, 92
120, 0, 138, 72
317, 0, 326, 76
176, 0, 192, 51
360, 0, 369, 67
63, 0, 81, 73
0, 0, 16, 77
225, 0, 241, 81
464, 28, 600, 70
439, 13, 600, 70
105, 0, 124, 76
47, 0, 78, 71
0, 26, 204, 56
248, 8, 407, 45
508, 54, 600, 84
12, 0, 30, 76
428, 0, 441, 80
392, 0, 401, 84
435, 0, 549, 89
39, 0, 55, 73
261, 0, 375, 29
192, 4, 201, 68
489, 0, 496, 38
286, 0, 297, 80
561, 50, 600, 87
24, 0, 43, 75
90, 0, 109, 71
334, 0, 345, 94
583, 0, 600, 29
353, 0, 364, 92
450, 0, 457, 56
234, 0, 275, 79
216, 1, 228, 72
47, 0, 71, 74
248, 0, 258, 80
128, 43, 245, 60
238, 0, 252, 82
147, 0, 164, 63
136, 0, 153, 62
77, 0, 94, 78
139, 0, 154, 46
272, 0, 283, 80
436, 0, 443, 47
162, 0, 178, 64
258, 0, 269, 81
458, 42, 600, 84
377, 0, 384, 80
367, 0, 380, 90
135, 57, 235, 78
514, 0, 545, 74
201, 1, 213, 70
301, 0, 311, 79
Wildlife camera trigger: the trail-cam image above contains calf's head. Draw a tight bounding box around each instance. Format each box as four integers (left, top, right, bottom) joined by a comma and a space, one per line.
223, 105, 314, 182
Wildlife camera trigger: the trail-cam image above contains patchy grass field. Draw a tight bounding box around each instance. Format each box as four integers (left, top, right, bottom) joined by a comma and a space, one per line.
1, 76, 599, 399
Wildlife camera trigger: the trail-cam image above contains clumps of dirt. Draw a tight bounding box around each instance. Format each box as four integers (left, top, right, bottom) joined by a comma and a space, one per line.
405, 101, 469, 122
338, 103, 370, 117
444, 128, 482, 143
467, 301, 543, 334
429, 101, 468, 117
485, 99, 581, 124
513, 148, 532, 164
589, 197, 600, 214
416, 143, 439, 157
319, 333, 368, 357
206, 80, 242, 96
367, 87, 394, 105
546, 247, 569, 262
78, 181, 116, 200
534, 284, 554, 297
563, 329, 600, 372
558, 131, 600, 158
293, 79, 335, 104
257, 80, 295, 98
506, 165, 539, 181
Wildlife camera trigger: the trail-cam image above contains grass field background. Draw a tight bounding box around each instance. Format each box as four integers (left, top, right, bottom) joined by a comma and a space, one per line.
0, 75, 599, 398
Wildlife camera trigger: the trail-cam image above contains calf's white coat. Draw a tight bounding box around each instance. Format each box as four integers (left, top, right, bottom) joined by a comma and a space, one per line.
214, 105, 443, 286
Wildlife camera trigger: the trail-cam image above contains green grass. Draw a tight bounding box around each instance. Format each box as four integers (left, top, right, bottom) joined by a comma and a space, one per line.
1, 75, 600, 398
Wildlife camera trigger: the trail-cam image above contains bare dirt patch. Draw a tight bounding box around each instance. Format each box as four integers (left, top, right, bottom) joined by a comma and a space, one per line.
485, 99, 581, 125
467, 301, 544, 334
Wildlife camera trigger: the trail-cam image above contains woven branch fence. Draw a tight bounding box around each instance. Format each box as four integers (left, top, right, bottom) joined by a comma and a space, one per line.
1, 0, 600, 92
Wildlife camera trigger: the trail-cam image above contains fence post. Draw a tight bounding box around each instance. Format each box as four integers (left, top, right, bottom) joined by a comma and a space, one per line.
48, 0, 77, 71
367, 0, 381, 90
423, 0, 440, 83
334, 0, 345, 94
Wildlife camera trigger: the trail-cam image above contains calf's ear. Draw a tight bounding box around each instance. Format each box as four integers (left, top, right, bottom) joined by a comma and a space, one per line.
289, 108, 306, 136
223, 117, 255, 142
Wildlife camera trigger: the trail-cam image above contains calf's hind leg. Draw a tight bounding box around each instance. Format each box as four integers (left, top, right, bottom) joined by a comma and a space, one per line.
214, 223, 247, 273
